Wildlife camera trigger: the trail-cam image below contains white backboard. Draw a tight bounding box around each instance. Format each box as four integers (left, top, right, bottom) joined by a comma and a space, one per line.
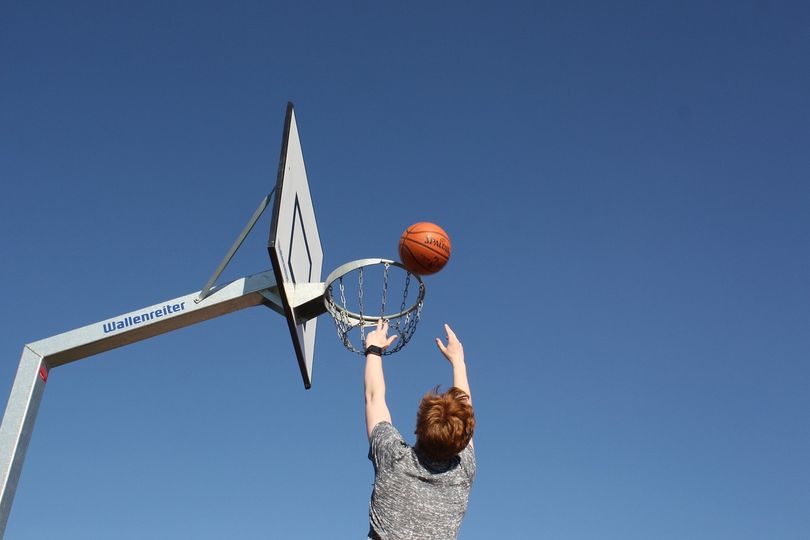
267, 103, 323, 389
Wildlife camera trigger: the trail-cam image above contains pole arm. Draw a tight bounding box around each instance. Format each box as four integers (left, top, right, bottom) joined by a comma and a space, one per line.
29, 269, 282, 368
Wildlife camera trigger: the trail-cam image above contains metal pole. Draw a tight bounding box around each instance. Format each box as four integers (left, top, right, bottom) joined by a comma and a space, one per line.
0, 348, 48, 536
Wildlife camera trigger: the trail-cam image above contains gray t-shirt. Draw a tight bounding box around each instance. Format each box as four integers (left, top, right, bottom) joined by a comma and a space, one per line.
368, 422, 476, 540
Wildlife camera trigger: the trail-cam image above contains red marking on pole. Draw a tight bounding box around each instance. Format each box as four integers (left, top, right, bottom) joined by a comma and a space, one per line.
38, 366, 49, 383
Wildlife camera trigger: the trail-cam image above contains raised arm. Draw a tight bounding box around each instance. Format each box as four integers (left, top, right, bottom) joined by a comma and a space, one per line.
436, 324, 471, 404
364, 319, 398, 439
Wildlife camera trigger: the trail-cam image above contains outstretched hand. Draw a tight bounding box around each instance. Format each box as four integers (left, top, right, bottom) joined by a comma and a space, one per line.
436, 323, 464, 365
365, 319, 398, 351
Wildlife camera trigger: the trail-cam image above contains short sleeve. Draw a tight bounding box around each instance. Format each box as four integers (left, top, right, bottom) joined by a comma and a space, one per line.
458, 441, 476, 480
368, 422, 408, 472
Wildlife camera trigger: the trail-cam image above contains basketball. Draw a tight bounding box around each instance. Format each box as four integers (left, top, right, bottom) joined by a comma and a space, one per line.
398, 222, 452, 275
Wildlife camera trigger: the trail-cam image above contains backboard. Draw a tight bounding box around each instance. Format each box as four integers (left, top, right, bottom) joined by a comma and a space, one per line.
267, 103, 323, 389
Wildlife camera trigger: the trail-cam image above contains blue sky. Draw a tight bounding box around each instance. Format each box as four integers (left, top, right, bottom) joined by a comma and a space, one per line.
1, 1, 809, 538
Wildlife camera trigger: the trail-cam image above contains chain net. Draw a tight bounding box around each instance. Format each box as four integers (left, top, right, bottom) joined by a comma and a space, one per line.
324, 260, 425, 355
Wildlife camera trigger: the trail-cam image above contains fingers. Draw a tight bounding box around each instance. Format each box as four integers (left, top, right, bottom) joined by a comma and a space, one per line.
367, 319, 398, 350
381, 320, 396, 348
371, 319, 389, 337
436, 324, 463, 363
444, 323, 459, 344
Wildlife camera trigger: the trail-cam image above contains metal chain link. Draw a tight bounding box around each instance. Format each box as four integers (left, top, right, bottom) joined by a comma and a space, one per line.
381, 263, 390, 320
324, 262, 425, 356
357, 267, 365, 343
338, 276, 347, 309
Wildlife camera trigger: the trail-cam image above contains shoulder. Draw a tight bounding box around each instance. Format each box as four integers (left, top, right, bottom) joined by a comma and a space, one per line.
368, 422, 409, 470
458, 441, 476, 478
370, 421, 401, 441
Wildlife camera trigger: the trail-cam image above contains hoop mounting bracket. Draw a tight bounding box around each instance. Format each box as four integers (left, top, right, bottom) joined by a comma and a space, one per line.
290, 282, 327, 323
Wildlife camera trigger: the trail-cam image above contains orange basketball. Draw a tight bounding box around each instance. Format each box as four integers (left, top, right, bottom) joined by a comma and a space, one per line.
398, 222, 452, 275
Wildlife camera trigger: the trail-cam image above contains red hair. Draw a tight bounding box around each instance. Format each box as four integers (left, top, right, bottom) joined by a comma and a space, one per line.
415, 387, 475, 461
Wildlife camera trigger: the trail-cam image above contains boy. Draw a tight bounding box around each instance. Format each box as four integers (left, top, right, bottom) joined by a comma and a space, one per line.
364, 321, 476, 540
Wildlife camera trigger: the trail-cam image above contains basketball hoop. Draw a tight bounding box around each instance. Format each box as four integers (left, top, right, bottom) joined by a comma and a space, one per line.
323, 258, 425, 355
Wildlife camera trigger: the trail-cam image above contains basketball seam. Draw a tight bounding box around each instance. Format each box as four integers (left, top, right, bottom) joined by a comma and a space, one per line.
400, 243, 434, 273
406, 223, 449, 235
402, 237, 451, 258
400, 243, 420, 265
406, 230, 450, 239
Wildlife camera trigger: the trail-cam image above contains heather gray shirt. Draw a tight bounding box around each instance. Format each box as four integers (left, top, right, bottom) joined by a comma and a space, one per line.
368, 422, 476, 540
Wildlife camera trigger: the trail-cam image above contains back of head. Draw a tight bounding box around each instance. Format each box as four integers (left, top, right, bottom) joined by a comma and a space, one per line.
415, 387, 475, 461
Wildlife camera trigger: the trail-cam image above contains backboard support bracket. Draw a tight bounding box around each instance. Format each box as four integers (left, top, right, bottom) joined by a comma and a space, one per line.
196, 189, 276, 304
